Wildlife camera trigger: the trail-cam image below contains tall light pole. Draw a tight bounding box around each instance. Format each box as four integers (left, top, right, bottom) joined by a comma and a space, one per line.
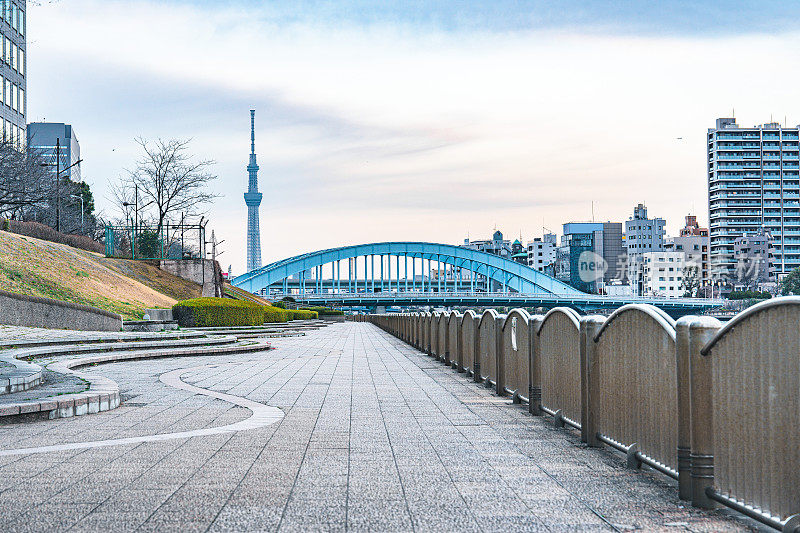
40, 139, 82, 233
122, 183, 139, 258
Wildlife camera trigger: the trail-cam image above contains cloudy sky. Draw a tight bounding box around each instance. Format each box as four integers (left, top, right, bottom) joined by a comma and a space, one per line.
27, 1, 800, 273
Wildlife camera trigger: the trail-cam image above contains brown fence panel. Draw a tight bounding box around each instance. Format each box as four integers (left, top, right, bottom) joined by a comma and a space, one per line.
447, 311, 462, 367
501, 309, 531, 401
430, 313, 440, 357
536, 307, 582, 426
477, 310, 501, 385
699, 298, 800, 523
437, 313, 448, 362
587, 305, 678, 475
460, 311, 478, 374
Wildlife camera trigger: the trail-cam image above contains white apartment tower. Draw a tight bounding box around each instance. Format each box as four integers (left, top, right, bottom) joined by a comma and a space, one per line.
708, 117, 800, 281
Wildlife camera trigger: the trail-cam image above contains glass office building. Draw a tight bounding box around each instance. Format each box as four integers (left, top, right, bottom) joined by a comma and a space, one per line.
708, 117, 800, 281
0, 0, 25, 147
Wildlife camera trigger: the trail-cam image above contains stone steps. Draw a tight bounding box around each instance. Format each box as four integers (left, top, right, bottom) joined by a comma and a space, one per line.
0, 335, 272, 422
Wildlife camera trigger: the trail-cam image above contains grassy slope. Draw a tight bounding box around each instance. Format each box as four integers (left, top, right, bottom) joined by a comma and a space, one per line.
0, 230, 201, 320
223, 283, 273, 305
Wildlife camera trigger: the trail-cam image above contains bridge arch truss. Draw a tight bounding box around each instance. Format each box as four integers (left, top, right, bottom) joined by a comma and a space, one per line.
233, 242, 582, 297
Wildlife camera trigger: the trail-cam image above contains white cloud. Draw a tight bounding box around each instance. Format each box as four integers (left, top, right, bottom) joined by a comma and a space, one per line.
26, 0, 800, 273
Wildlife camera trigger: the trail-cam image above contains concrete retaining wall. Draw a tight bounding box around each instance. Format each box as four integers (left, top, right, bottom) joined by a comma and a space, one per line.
159, 259, 222, 297
0, 289, 122, 332
145, 308, 174, 321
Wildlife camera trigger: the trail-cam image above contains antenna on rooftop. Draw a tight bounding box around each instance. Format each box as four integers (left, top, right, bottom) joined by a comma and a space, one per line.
591, 201, 595, 222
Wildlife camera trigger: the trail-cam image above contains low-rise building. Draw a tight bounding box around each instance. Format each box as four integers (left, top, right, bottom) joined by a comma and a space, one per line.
527, 233, 557, 275
557, 222, 624, 294
666, 235, 710, 295
641, 251, 685, 298
732, 228, 773, 290
511, 239, 527, 264
462, 230, 511, 258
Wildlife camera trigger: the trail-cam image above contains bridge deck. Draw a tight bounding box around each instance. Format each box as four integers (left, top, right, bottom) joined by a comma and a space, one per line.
0, 323, 748, 531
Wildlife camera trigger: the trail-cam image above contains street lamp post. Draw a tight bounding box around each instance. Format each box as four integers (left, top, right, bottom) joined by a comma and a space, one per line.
40, 138, 83, 233
122, 184, 139, 258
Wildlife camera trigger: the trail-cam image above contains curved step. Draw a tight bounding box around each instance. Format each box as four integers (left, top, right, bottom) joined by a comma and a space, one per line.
0, 357, 43, 396
11, 334, 240, 361
0, 340, 272, 420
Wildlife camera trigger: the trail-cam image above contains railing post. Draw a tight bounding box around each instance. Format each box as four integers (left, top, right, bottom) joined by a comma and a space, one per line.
529, 316, 543, 416
689, 317, 720, 510
473, 315, 482, 383
495, 315, 505, 396
456, 317, 464, 372
675, 316, 693, 501
443, 316, 451, 365
580, 315, 604, 446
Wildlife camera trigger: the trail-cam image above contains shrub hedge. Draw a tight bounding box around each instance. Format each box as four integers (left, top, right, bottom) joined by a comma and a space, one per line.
172, 298, 320, 327
172, 297, 265, 327
302, 306, 344, 316
728, 290, 771, 301
288, 309, 319, 320
263, 305, 291, 323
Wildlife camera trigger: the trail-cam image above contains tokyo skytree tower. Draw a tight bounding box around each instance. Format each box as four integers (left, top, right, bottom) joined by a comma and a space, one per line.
244, 110, 263, 272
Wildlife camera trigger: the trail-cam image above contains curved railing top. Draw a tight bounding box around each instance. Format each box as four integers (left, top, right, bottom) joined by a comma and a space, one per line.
478, 308, 501, 327
232, 241, 583, 295
501, 308, 532, 331
595, 303, 677, 343
536, 306, 581, 335
701, 296, 800, 355
461, 309, 479, 323
447, 310, 462, 322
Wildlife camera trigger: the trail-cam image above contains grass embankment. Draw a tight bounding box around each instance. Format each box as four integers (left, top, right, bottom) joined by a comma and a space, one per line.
0, 230, 201, 320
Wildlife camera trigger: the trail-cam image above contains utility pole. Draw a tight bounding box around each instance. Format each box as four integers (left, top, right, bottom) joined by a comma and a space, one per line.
55, 139, 60, 232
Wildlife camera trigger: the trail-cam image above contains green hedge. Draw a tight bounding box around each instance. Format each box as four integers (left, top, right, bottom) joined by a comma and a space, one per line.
728, 290, 771, 300
263, 305, 291, 323
172, 298, 265, 327
171, 298, 319, 327
288, 309, 319, 320
302, 306, 343, 316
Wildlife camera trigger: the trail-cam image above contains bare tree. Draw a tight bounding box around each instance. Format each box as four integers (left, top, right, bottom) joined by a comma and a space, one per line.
0, 141, 52, 220
111, 138, 218, 234
681, 262, 701, 297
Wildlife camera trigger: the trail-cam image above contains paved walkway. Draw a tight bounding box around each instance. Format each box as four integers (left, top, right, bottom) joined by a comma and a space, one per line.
0, 323, 752, 532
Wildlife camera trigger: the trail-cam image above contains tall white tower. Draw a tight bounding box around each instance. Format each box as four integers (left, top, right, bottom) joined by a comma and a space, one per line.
244, 110, 263, 272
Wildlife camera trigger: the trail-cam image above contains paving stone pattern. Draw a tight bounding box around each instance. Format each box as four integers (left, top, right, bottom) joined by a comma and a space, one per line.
0, 323, 754, 532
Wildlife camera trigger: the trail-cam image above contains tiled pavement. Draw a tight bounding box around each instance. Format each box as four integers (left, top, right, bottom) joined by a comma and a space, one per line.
0, 322, 754, 532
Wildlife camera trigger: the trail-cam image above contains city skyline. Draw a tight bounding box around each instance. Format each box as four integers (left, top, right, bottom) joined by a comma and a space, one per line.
24, 0, 800, 273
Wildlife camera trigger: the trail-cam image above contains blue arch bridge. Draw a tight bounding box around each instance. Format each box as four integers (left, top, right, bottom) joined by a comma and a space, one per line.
232, 242, 721, 316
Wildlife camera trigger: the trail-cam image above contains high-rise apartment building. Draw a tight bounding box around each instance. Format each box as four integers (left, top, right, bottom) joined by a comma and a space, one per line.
708, 117, 800, 281
624, 203, 665, 295
1, 1, 25, 147
27, 123, 80, 182
625, 204, 665, 254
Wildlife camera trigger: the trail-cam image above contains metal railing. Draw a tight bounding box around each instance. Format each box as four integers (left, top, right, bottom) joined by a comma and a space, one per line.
367, 298, 800, 532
